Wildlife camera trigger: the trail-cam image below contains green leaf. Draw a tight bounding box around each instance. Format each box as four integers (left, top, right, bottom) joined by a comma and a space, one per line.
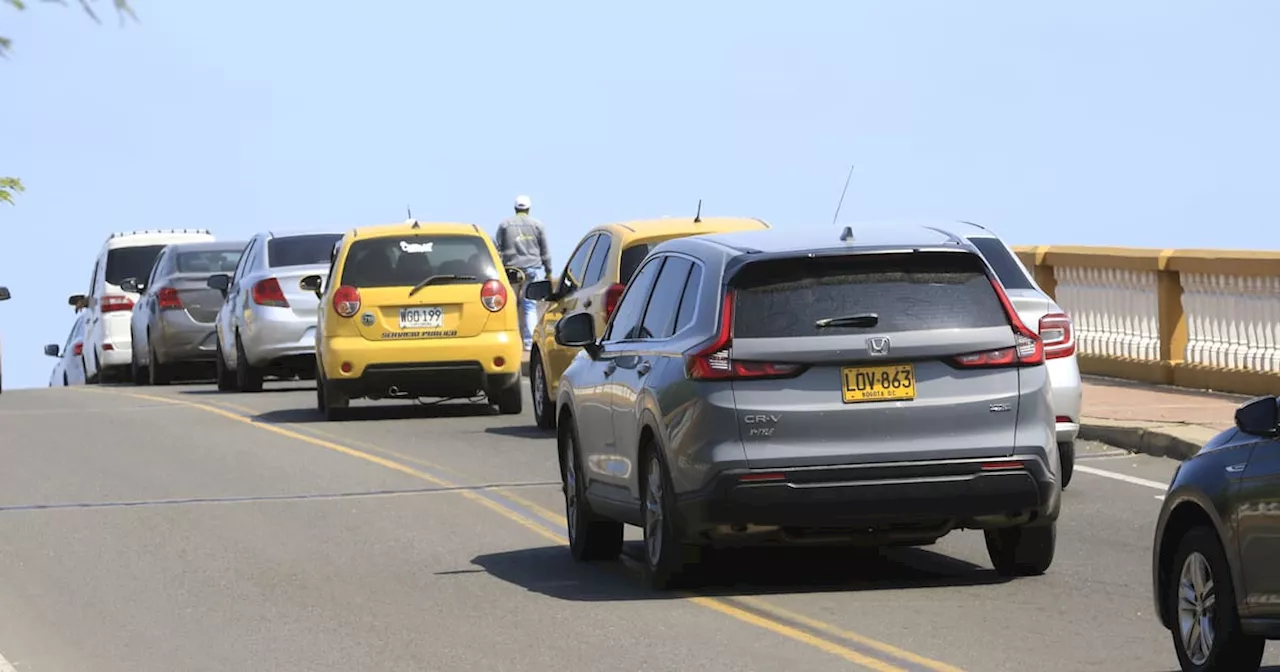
0, 177, 25, 205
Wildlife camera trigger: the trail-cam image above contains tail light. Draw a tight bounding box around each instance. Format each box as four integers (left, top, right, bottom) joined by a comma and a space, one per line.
950, 279, 1044, 368
685, 291, 807, 381
100, 295, 134, 313
72, 342, 83, 357
332, 285, 361, 318
1039, 312, 1075, 359
480, 280, 507, 312
252, 278, 289, 308
156, 287, 183, 310
603, 283, 626, 319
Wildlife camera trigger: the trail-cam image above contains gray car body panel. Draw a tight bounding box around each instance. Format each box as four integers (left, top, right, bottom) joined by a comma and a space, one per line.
557, 221, 1061, 545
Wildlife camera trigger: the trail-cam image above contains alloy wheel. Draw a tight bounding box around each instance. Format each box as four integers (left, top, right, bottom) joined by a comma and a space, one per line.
1177, 550, 1217, 666
644, 456, 664, 566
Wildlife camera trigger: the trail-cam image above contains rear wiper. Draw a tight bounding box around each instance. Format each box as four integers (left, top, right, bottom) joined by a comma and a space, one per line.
814, 313, 879, 329
408, 274, 477, 296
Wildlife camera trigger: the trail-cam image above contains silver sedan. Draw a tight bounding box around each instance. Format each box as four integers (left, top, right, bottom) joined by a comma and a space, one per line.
209, 231, 342, 392
126, 241, 247, 385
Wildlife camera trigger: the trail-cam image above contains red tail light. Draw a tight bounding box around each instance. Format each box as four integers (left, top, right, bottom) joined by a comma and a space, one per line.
603, 283, 626, 319
252, 278, 290, 308
100, 295, 135, 313
951, 279, 1044, 369
332, 285, 361, 318
685, 291, 807, 381
981, 460, 1025, 471
480, 279, 507, 312
1039, 312, 1075, 359
72, 342, 83, 357
156, 287, 183, 310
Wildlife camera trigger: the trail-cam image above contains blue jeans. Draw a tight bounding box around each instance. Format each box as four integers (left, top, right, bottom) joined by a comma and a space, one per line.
517, 266, 545, 349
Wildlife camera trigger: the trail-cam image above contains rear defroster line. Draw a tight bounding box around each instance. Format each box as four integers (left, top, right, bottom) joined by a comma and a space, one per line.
82, 387, 967, 672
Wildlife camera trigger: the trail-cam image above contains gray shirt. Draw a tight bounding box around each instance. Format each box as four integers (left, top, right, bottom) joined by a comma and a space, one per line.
493, 213, 552, 273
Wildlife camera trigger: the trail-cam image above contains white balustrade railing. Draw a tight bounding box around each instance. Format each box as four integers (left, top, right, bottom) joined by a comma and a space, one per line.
1053, 266, 1160, 362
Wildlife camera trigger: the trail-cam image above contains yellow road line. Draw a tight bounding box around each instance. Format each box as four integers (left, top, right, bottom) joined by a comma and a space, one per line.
91, 387, 960, 671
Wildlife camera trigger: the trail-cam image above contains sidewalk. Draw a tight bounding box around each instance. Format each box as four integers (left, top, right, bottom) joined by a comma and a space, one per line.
1080, 376, 1255, 460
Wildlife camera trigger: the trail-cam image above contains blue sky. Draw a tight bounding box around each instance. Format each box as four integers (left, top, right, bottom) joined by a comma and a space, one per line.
2, 0, 1278, 390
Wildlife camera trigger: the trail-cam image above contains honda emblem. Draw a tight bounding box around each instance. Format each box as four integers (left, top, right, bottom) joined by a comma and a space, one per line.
866, 336, 890, 356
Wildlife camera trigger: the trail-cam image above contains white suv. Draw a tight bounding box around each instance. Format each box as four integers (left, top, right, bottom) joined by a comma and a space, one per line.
70, 229, 215, 383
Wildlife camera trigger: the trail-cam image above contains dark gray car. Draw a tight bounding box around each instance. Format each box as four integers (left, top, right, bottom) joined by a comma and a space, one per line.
1151, 394, 1280, 671
125, 241, 247, 385
552, 223, 1062, 589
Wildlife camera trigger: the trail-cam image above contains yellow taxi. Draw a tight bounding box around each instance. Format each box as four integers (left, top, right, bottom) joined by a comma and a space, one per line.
304, 219, 526, 421
522, 215, 771, 428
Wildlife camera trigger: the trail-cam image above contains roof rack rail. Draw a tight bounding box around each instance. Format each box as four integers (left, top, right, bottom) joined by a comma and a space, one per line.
107, 228, 212, 239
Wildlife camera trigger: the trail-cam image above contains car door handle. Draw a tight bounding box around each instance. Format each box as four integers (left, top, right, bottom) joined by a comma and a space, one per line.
605, 361, 617, 376
1227, 463, 1247, 474
583, 298, 592, 309
637, 360, 652, 376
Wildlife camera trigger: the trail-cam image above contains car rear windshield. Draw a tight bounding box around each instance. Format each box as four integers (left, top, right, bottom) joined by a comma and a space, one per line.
967, 237, 1036, 291
268, 233, 343, 268
339, 234, 495, 288
176, 249, 244, 274
619, 244, 650, 284
105, 245, 166, 287
730, 251, 1009, 338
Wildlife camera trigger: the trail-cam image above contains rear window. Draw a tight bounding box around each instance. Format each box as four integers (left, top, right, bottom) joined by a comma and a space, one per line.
340, 234, 496, 288
268, 234, 343, 268
619, 244, 650, 284
730, 252, 1009, 338
105, 245, 166, 286
176, 249, 243, 274
967, 237, 1036, 291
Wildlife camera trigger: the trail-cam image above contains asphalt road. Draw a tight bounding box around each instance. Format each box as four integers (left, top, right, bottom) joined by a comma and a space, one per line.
1, 379, 1278, 672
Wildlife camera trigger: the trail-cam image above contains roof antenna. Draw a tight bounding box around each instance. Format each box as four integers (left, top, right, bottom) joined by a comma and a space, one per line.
831, 163, 855, 241
693, 199, 703, 224
408, 204, 421, 229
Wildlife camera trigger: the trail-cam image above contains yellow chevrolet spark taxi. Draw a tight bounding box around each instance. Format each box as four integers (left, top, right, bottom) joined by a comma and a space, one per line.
522, 215, 771, 428
305, 220, 526, 421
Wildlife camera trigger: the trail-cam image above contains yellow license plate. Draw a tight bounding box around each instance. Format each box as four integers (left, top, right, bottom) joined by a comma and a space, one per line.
841, 363, 916, 403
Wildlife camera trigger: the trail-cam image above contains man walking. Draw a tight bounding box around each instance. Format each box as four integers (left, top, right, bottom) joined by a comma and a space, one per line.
493, 195, 553, 351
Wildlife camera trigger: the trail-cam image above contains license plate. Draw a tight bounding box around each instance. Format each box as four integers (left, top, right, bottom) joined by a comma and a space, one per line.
841, 363, 915, 403
399, 306, 444, 329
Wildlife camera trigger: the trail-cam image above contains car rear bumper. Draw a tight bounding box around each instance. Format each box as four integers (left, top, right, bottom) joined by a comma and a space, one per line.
155, 313, 218, 363
1048, 355, 1083, 444
674, 453, 1060, 547
321, 330, 523, 399
243, 319, 318, 368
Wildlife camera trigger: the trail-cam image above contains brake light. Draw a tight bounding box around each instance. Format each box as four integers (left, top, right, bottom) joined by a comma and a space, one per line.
480, 279, 507, 312
252, 278, 289, 308
156, 287, 183, 310
685, 291, 807, 381
332, 285, 361, 318
1039, 312, 1075, 359
72, 342, 83, 357
951, 279, 1044, 368
981, 460, 1025, 471
100, 295, 134, 313
603, 283, 626, 319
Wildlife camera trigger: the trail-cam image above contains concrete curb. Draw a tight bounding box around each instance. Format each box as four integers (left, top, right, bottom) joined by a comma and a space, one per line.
1078, 419, 1225, 461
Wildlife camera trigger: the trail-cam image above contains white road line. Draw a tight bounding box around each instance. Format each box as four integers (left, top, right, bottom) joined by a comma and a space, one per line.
0, 651, 17, 672
1076, 464, 1169, 491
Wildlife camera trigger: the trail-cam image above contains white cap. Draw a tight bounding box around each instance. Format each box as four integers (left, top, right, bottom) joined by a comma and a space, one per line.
514, 194, 532, 210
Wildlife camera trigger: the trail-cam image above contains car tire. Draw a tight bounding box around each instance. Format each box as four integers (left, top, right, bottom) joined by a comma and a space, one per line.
560, 417, 623, 562
494, 380, 523, 415
530, 351, 556, 430
985, 521, 1056, 576
1059, 441, 1075, 490
642, 447, 702, 590
1167, 526, 1265, 672
148, 338, 171, 386
131, 347, 149, 386
215, 341, 236, 392
317, 370, 349, 421
235, 333, 264, 393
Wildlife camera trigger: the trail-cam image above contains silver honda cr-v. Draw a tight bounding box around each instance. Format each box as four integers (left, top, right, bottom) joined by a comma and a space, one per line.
552, 222, 1062, 589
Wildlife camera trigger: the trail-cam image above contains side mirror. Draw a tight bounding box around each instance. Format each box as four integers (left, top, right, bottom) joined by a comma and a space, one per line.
44, 344, 59, 357
68, 294, 86, 310
299, 274, 323, 298
0, 286, 9, 301
206, 274, 231, 295
1235, 395, 1280, 438
524, 279, 552, 302
555, 312, 599, 356
119, 277, 141, 294
505, 267, 526, 286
